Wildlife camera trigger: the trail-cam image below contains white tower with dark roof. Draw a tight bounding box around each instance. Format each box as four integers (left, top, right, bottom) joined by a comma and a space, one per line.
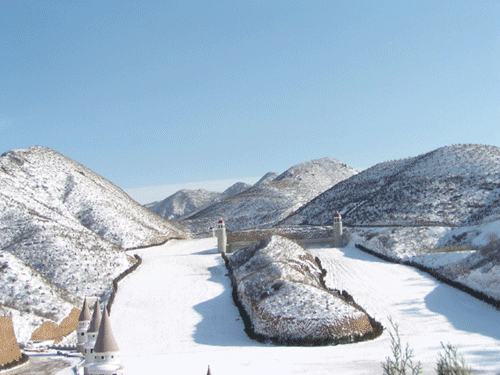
77, 298, 91, 353
83, 300, 102, 375
217, 219, 227, 254
88, 306, 124, 375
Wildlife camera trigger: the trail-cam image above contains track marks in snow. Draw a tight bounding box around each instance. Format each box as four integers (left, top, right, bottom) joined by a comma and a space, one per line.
308, 245, 500, 373
109, 239, 500, 375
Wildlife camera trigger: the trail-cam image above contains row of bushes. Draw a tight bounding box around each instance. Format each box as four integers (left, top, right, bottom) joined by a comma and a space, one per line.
107, 254, 142, 313
354, 244, 500, 310
222, 252, 383, 346
0, 353, 29, 371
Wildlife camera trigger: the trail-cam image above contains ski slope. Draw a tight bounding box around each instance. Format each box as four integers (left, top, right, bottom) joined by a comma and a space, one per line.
110, 238, 500, 374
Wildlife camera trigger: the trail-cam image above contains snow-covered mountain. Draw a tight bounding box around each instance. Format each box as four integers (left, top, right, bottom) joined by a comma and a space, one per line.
181, 158, 358, 233
0, 146, 187, 341
147, 189, 221, 221
147, 182, 252, 221
281, 144, 500, 227
254, 172, 279, 186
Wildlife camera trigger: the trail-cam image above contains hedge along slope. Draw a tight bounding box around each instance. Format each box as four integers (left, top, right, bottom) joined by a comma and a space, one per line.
226, 236, 379, 345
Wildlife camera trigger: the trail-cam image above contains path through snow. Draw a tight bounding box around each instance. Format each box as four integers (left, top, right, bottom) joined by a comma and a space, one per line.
110, 238, 500, 374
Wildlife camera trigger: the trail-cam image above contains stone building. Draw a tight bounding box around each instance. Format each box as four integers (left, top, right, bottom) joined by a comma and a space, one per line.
77, 298, 91, 353
217, 219, 227, 254
332, 212, 344, 247
83, 300, 102, 375
87, 306, 124, 375
77, 299, 124, 375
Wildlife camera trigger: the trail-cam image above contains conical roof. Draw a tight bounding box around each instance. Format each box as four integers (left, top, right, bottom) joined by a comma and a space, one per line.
93, 306, 119, 353
87, 300, 102, 333
207, 365, 212, 375
78, 298, 91, 322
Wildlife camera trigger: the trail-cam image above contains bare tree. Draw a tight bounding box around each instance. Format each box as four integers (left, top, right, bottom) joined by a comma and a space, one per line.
381, 318, 422, 375
436, 343, 471, 375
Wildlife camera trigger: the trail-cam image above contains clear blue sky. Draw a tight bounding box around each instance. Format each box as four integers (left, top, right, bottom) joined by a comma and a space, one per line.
2, 1, 499, 203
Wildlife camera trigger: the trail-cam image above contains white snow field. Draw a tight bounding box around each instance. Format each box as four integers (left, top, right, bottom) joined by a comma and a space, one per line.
109, 238, 500, 375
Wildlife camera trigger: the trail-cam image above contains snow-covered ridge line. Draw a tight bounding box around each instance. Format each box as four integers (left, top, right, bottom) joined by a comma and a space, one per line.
224, 236, 381, 345
281, 144, 500, 227
181, 157, 357, 234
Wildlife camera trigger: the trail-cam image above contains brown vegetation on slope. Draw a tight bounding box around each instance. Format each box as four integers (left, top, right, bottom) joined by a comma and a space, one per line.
30, 308, 79, 344
0, 316, 22, 366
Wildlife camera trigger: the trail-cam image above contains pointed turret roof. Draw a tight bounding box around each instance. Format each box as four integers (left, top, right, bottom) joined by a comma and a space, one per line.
93, 305, 119, 353
78, 298, 91, 322
207, 365, 212, 375
87, 300, 102, 333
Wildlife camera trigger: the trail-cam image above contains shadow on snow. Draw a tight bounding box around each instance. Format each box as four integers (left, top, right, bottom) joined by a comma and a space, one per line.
192, 262, 261, 347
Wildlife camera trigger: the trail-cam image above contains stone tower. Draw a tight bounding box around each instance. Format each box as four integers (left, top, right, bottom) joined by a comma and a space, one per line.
83, 300, 102, 375
87, 306, 124, 375
217, 219, 227, 254
333, 212, 343, 247
77, 298, 91, 353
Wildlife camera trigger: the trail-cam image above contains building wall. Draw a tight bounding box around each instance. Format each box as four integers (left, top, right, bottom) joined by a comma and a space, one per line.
0, 316, 22, 366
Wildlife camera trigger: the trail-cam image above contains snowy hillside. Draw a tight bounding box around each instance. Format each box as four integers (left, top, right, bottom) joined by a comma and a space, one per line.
281, 144, 500, 227
227, 236, 376, 343
147, 189, 221, 220
254, 171, 279, 186
148, 182, 251, 221
0, 146, 187, 341
181, 158, 357, 233
0, 251, 78, 342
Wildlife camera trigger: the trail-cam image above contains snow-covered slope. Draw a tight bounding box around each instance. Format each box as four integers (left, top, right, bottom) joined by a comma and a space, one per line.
0, 146, 187, 340
227, 236, 375, 343
181, 158, 357, 233
147, 182, 252, 221
110, 238, 500, 375
147, 189, 222, 221
220, 182, 252, 200
254, 172, 279, 186
282, 144, 500, 227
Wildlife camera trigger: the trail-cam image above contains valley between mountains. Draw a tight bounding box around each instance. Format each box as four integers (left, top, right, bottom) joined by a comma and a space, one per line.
1, 144, 500, 374
111, 238, 500, 374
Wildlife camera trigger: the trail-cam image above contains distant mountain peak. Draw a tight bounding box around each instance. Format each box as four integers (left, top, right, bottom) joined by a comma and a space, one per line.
181, 157, 357, 233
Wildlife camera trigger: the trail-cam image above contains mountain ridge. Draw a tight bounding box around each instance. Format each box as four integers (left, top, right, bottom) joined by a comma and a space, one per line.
281, 144, 500, 228
181, 157, 358, 233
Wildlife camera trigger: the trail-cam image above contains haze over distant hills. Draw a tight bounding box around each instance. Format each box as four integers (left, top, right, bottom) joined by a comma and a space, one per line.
180, 157, 358, 233
147, 182, 252, 221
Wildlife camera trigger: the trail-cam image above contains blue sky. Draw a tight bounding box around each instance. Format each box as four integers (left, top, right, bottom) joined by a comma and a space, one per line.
1, 1, 499, 203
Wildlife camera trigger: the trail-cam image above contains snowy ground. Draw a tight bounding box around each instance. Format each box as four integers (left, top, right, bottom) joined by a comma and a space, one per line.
107, 238, 500, 375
